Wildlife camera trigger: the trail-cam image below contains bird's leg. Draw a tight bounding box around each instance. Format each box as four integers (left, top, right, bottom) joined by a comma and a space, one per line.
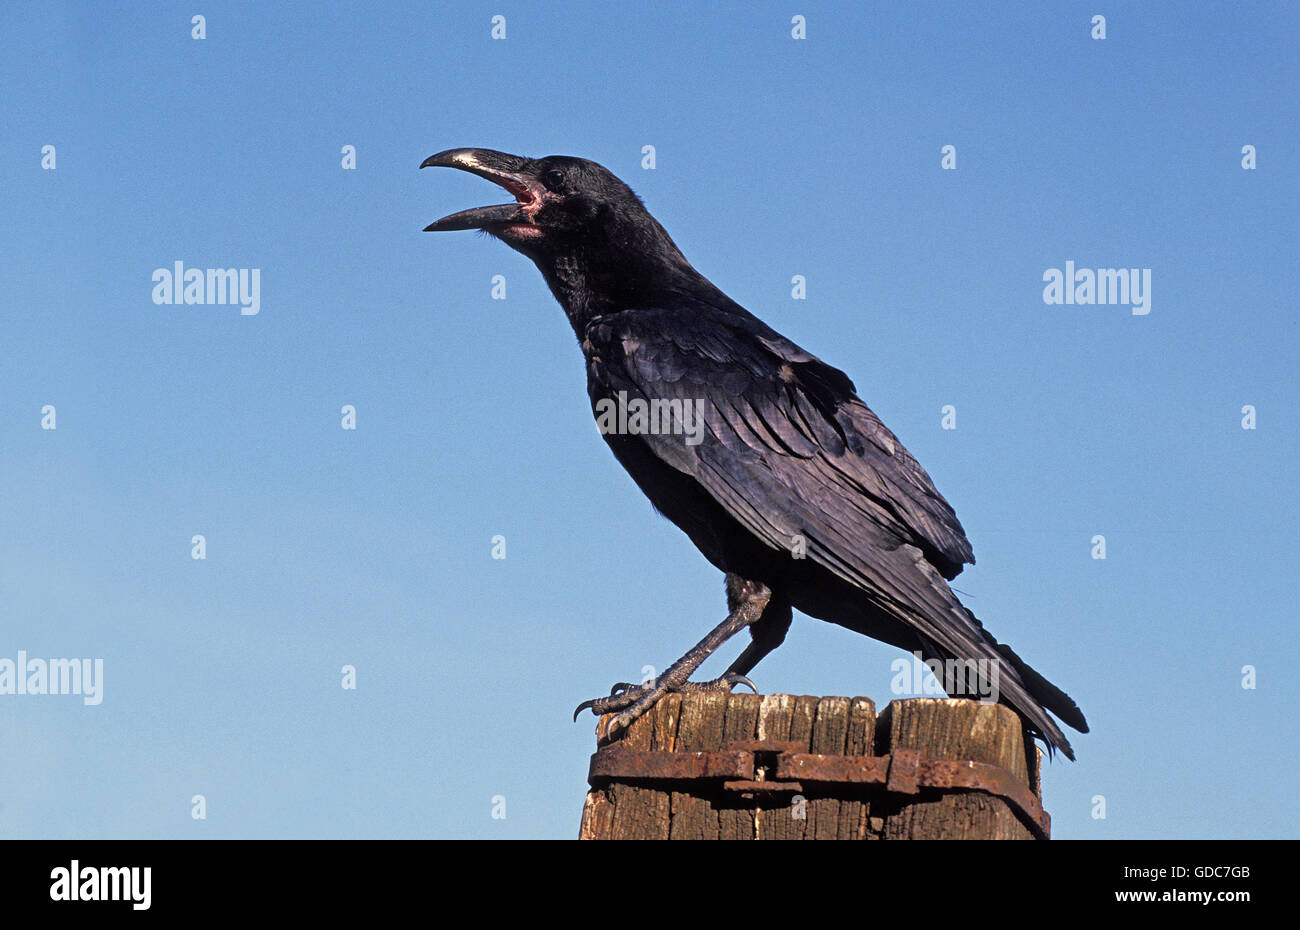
725, 592, 792, 677
573, 578, 772, 735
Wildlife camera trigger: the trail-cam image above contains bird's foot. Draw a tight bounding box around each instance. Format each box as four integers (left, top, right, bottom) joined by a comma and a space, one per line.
572, 673, 757, 737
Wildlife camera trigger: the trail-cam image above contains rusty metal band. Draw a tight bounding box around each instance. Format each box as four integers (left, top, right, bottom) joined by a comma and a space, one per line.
588, 741, 1050, 839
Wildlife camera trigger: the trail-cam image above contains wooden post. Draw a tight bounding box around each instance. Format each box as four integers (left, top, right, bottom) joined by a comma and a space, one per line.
579, 693, 1046, 840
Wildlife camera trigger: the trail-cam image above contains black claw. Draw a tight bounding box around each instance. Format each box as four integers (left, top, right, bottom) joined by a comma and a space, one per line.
730, 674, 758, 694
573, 680, 653, 721
573, 673, 757, 727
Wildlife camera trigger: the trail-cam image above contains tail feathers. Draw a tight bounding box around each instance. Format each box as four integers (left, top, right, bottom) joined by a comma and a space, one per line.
916, 616, 1087, 761
877, 544, 1088, 761
917, 638, 1081, 761
948, 600, 1088, 760
1023, 708, 1075, 762
994, 668, 1080, 762
995, 641, 1089, 735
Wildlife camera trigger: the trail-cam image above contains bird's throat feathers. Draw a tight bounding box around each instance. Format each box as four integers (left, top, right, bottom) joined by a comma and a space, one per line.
531, 227, 728, 335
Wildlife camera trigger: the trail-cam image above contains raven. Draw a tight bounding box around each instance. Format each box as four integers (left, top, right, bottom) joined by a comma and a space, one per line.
421, 148, 1088, 759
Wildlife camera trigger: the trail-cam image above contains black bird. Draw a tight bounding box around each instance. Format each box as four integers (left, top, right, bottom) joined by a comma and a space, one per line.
421, 148, 1089, 759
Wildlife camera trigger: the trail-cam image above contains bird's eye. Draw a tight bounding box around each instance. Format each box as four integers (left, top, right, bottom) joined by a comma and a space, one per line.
542, 169, 566, 192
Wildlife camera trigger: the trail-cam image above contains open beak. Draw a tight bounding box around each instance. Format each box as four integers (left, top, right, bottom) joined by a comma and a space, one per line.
420, 148, 539, 232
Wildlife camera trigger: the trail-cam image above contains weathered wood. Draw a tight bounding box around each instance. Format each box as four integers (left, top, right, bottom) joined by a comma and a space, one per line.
877, 698, 1038, 840
602, 692, 671, 840
807, 696, 851, 839
839, 697, 877, 840
754, 694, 796, 840
580, 693, 1045, 840
669, 691, 725, 839
717, 692, 761, 840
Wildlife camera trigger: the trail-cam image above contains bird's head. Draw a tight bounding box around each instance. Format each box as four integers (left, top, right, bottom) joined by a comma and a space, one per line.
421, 148, 643, 248
422, 148, 712, 319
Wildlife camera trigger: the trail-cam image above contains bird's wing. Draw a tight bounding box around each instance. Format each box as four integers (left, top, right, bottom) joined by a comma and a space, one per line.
584, 305, 974, 580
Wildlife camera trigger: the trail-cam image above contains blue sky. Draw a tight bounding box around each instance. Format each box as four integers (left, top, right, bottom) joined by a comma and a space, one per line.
1, 1, 1295, 839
